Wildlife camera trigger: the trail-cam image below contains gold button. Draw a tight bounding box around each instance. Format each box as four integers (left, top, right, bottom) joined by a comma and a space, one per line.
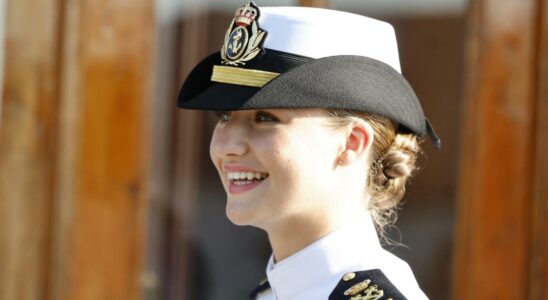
343, 272, 356, 281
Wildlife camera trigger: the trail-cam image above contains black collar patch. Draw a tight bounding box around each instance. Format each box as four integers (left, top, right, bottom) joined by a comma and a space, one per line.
221, 1, 268, 66
328, 269, 407, 300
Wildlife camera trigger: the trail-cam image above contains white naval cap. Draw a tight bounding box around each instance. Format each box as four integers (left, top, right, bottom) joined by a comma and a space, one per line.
260, 6, 402, 73
178, 1, 442, 149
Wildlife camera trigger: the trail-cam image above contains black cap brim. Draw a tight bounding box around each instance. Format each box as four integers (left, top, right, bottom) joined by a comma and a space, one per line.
178, 52, 439, 145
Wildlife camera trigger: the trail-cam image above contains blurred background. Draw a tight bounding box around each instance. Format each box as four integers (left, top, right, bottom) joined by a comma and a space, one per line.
0, 0, 546, 300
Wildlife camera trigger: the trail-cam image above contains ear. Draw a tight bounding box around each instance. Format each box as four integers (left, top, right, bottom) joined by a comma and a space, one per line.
338, 120, 374, 165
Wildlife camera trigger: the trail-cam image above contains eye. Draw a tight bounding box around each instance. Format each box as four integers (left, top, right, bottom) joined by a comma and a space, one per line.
214, 111, 232, 122
255, 111, 279, 123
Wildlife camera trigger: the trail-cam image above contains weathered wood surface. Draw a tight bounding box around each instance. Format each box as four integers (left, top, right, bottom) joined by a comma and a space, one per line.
0, 0, 154, 299
454, 0, 543, 298
0, 0, 61, 299
55, 0, 153, 299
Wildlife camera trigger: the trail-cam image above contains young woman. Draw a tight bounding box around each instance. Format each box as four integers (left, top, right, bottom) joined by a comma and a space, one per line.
178, 2, 441, 299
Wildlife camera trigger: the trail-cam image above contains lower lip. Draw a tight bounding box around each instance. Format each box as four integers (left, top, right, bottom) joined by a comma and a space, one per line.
228, 179, 266, 194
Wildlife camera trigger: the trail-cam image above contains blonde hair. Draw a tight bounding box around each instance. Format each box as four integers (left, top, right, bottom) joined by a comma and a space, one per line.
326, 109, 423, 238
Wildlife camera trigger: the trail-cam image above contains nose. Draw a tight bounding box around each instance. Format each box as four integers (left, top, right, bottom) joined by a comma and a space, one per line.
210, 122, 249, 159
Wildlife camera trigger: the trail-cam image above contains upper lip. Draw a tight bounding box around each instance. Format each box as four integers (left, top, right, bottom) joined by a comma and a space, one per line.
222, 163, 267, 173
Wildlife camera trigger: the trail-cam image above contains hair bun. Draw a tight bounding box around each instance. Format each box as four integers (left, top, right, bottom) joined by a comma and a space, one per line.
381, 134, 421, 180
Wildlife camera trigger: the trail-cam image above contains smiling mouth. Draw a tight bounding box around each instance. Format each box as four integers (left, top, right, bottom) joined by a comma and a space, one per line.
227, 171, 269, 185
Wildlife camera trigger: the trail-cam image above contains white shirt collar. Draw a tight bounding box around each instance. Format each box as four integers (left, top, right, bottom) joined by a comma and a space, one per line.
265, 212, 383, 300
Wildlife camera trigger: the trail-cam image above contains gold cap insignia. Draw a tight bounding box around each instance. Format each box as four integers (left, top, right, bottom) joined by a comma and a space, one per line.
220, 1, 268, 66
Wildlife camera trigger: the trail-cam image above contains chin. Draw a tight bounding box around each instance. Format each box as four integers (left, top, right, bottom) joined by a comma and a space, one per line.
225, 199, 259, 226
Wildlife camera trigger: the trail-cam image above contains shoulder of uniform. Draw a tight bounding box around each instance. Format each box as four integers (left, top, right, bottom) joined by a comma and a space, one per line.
328, 269, 407, 300
249, 278, 271, 299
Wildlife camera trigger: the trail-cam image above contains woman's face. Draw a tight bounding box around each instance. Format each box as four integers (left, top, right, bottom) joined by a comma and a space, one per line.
209, 108, 349, 229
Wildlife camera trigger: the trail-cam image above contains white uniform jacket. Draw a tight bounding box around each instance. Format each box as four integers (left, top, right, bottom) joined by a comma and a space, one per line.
250, 213, 429, 300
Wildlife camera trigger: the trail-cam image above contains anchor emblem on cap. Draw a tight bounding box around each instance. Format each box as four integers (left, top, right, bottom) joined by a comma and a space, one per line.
221, 1, 267, 66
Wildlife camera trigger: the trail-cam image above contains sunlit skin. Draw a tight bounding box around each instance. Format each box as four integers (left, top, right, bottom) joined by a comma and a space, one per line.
209, 108, 375, 262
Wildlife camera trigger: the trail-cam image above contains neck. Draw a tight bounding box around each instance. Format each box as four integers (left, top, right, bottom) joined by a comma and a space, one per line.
266, 216, 333, 262
266, 209, 364, 262
265, 191, 370, 263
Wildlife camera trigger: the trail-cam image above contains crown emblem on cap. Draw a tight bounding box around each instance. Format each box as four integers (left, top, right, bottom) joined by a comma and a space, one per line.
235, 2, 257, 26
220, 1, 267, 66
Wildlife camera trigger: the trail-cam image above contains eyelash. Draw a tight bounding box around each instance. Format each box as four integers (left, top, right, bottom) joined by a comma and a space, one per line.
255, 111, 278, 123
215, 111, 231, 122
214, 111, 279, 123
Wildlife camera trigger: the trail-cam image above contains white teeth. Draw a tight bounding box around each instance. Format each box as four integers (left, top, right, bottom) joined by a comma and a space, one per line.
226, 171, 268, 181
234, 180, 251, 185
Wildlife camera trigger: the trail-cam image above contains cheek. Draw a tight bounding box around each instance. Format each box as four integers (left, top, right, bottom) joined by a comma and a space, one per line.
252, 131, 299, 183
286, 132, 341, 191
257, 129, 333, 185
289, 131, 338, 168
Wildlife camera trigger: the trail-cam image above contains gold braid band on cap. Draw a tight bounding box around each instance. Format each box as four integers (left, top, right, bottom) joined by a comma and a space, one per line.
211, 65, 280, 88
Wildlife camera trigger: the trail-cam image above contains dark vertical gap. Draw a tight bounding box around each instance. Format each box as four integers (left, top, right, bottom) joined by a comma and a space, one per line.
150, 11, 186, 300
451, 0, 482, 299
161, 15, 184, 300
44, 0, 67, 299
529, 0, 546, 298
165, 12, 208, 300
166, 9, 211, 298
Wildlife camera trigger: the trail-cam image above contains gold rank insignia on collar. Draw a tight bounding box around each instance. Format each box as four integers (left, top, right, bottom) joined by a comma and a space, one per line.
220, 1, 268, 66
344, 280, 389, 300
328, 270, 406, 300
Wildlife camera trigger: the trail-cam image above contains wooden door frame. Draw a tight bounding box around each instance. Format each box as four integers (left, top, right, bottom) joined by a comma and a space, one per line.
454, 0, 547, 298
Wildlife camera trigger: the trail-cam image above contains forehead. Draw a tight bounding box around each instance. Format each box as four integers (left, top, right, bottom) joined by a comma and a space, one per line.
232, 108, 328, 118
